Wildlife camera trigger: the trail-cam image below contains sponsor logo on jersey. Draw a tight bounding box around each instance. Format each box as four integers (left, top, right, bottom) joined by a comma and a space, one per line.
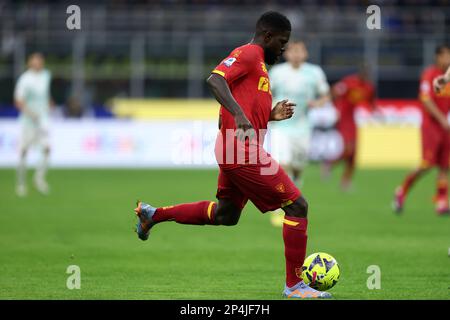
258, 76, 270, 93
348, 88, 365, 104
232, 50, 242, 58
260, 62, 268, 74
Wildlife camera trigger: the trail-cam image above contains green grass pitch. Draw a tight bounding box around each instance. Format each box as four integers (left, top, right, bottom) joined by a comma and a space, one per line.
0, 166, 449, 299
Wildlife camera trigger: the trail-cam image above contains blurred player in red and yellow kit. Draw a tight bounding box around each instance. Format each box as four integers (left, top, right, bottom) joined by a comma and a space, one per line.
132, 12, 332, 299
393, 44, 450, 215
324, 65, 375, 190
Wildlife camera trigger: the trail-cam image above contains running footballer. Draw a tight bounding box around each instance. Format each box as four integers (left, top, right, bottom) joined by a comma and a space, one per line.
132, 11, 331, 299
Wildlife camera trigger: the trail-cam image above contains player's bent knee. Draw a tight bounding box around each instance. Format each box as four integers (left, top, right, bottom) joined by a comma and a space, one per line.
284, 196, 308, 218
215, 199, 242, 226
214, 208, 241, 226
220, 215, 240, 226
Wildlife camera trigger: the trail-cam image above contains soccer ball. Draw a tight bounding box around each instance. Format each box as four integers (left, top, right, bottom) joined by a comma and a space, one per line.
301, 252, 340, 291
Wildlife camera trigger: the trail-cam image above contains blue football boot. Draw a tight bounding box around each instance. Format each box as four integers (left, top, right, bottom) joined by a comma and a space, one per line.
134, 201, 156, 241
283, 281, 332, 299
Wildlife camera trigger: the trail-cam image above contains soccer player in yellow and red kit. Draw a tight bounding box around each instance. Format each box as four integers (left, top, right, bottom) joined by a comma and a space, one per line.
132, 11, 332, 298
393, 45, 450, 215
323, 65, 375, 190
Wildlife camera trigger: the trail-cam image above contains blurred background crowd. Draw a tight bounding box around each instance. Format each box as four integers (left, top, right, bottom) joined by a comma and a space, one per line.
0, 0, 449, 119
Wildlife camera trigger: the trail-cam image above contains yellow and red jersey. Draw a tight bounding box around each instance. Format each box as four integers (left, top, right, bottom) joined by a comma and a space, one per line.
211, 43, 273, 168
332, 74, 375, 143
212, 43, 272, 133
419, 65, 450, 131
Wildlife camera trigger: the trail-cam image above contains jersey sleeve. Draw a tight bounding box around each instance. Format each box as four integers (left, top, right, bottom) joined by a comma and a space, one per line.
332, 79, 348, 98
14, 74, 27, 101
419, 69, 433, 101
315, 67, 330, 96
211, 47, 253, 84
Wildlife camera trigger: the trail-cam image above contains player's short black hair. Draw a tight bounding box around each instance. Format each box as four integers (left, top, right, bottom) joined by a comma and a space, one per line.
435, 44, 450, 55
255, 11, 291, 35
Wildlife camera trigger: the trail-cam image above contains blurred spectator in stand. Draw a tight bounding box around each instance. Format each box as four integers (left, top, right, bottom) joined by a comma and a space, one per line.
65, 96, 84, 118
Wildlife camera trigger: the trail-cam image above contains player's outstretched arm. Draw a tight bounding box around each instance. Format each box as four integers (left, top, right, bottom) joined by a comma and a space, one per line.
433, 66, 450, 93
206, 73, 254, 140
270, 99, 295, 121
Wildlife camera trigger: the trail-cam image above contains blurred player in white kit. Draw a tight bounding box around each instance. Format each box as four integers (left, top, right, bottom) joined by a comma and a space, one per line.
14, 53, 52, 196
269, 40, 332, 226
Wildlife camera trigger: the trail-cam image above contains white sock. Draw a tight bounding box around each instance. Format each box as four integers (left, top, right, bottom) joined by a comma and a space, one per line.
17, 154, 26, 187
36, 150, 49, 182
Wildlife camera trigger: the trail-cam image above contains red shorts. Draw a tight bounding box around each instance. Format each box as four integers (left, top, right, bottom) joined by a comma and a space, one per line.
338, 121, 357, 161
338, 121, 357, 144
421, 124, 450, 169
216, 160, 301, 213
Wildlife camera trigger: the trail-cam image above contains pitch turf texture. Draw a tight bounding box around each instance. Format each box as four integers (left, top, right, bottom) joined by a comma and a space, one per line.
0, 166, 449, 300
